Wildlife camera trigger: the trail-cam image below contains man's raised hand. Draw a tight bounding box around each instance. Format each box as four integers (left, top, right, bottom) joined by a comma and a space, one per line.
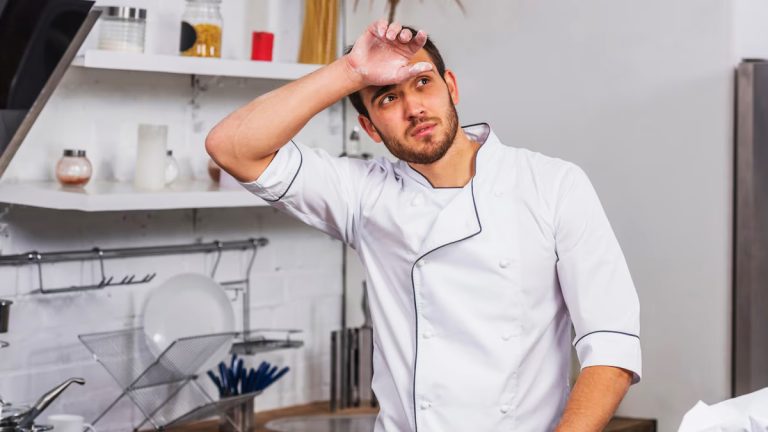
344, 19, 433, 87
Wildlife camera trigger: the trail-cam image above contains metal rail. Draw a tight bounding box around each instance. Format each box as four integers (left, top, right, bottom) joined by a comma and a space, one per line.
0, 238, 268, 265
0, 238, 268, 294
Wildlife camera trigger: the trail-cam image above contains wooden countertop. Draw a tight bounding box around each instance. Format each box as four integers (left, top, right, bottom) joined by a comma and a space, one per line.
166, 401, 656, 432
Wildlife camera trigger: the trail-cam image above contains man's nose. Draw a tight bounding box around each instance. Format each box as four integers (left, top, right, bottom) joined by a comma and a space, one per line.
403, 93, 426, 120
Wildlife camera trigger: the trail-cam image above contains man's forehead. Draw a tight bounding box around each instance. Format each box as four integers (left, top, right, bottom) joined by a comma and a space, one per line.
408, 48, 433, 65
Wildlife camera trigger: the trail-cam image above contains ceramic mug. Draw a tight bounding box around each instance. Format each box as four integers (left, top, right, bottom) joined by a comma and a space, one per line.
46, 414, 96, 432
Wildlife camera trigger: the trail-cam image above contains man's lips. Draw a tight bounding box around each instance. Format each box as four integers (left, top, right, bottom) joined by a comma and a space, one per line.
410, 122, 436, 137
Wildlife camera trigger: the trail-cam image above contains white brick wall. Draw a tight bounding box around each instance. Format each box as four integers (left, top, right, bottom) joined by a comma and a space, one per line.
0, 206, 344, 431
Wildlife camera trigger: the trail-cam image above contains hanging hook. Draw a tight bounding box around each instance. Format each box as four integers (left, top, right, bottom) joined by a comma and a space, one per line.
210, 240, 223, 279
31, 251, 44, 293
93, 248, 113, 288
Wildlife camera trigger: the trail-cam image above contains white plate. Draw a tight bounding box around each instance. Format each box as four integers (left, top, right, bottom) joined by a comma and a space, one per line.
143, 273, 235, 369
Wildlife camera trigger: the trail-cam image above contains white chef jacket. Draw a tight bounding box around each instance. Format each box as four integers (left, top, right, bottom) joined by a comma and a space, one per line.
241, 123, 642, 432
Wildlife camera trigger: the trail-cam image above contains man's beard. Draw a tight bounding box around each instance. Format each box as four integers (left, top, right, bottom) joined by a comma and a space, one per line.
372, 101, 459, 165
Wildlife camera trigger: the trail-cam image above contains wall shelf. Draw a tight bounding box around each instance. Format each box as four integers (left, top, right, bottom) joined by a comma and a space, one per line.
0, 180, 267, 211
71, 50, 323, 79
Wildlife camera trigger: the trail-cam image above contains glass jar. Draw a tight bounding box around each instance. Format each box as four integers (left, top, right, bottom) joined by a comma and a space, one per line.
97, 7, 147, 53
165, 150, 179, 185
180, 0, 223, 58
55, 149, 92, 187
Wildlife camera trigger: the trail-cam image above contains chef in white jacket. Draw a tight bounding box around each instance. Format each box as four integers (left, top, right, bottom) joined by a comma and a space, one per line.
207, 19, 641, 432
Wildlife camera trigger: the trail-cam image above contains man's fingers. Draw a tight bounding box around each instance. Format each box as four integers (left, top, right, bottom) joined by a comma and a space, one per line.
398, 29, 412, 43
409, 29, 428, 51
371, 18, 388, 38
386, 22, 403, 41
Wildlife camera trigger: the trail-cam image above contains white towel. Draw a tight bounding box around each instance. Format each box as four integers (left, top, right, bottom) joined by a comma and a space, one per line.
678, 387, 768, 432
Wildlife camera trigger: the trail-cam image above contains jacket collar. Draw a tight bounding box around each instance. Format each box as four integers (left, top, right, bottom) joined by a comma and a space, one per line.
399, 122, 502, 190
406, 123, 504, 257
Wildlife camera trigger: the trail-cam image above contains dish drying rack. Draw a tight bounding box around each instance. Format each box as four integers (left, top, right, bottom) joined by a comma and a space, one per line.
79, 327, 263, 431
0, 238, 306, 353
4, 238, 306, 429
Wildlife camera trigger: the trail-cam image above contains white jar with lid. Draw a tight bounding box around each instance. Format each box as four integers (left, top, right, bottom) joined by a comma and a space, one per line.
98, 6, 147, 53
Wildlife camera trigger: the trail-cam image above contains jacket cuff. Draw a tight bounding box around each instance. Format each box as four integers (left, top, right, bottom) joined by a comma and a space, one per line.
239, 141, 302, 202
575, 331, 642, 384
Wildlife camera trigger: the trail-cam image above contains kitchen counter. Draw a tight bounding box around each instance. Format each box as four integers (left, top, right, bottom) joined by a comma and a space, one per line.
166, 401, 656, 432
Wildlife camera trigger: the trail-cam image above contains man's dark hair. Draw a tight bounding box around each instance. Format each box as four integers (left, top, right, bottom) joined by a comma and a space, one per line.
344, 26, 447, 119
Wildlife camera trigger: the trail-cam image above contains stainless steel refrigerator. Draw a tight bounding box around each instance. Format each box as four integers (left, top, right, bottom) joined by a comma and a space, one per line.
734, 59, 768, 396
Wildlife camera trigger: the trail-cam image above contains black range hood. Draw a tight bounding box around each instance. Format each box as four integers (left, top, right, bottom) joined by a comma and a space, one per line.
0, 0, 99, 178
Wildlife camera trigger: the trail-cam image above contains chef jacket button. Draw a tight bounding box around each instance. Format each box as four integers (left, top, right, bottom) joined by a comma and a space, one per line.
422, 331, 433, 339
420, 401, 432, 410
494, 190, 504, 197
411, 195, 424, 206
417, 259, 427, 267
501, 333, 512, 341
499, 405, 511, 414
499, 259, 511, 268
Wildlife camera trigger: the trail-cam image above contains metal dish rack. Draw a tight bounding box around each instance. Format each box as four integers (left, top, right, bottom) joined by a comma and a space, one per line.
0, 238, 305, 354
79, 327, 264, 431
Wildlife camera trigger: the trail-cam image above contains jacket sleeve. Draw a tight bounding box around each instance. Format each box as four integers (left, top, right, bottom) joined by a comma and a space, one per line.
239, 140, 378, 247
553, 163, 642, 384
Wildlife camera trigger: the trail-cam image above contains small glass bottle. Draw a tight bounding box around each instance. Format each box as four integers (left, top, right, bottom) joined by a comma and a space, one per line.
179, 0, 223, 58
97, 7, 147, 53
56, 149, 92, 187
165, 150, 180, 185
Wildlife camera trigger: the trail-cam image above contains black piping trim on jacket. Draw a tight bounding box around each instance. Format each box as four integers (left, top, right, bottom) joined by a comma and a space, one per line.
409, 166, 463, 189
573, 330, 640, 347
261, 140, 303, 203
408, 178, 483, 432
405, 122, 491, 190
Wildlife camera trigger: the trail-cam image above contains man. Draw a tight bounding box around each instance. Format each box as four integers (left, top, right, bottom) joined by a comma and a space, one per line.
207, 19, 641, 432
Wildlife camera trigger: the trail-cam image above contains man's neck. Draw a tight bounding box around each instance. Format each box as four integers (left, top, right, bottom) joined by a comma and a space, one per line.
408, 130, 481, 188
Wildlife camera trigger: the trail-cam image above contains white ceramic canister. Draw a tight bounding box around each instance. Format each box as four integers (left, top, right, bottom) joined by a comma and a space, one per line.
134, 124, 168, 190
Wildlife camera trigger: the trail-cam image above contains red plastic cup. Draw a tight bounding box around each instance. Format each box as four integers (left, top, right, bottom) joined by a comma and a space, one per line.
251, 32, 274, 61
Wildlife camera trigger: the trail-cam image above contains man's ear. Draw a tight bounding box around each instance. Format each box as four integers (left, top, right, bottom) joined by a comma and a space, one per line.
358, 115, 382, 143
443, 69, 460, 105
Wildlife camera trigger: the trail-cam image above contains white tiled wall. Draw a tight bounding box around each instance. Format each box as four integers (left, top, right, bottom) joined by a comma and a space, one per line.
0, 207, 344, 430
0, 1, 346, 429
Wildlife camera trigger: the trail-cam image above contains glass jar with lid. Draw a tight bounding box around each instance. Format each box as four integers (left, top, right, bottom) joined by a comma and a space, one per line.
180, 0, 223, 58
55, 149, 92, 187
97, 6, 147, 53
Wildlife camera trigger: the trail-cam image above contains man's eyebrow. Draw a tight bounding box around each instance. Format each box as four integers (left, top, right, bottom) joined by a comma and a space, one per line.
370, 84, 395, 106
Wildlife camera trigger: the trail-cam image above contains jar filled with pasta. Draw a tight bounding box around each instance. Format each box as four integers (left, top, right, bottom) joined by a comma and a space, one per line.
179, 0, 223, 58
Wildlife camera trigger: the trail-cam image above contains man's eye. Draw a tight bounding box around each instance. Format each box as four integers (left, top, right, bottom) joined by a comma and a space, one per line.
417, 77, 429, 86
381, 95, 395, 105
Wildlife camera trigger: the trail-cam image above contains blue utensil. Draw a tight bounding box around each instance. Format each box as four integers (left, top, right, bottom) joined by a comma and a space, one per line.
254, 363, 270, 391
207, 370, 223, 396
264, 366, 290, 389
218, 362, 229, 395
237, 362, 246, 395
235, 358, 244, 393
246, 369, 256, 393
271, 366, 290, 382
228, 367, 237, 395
265, 365, 279, 381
